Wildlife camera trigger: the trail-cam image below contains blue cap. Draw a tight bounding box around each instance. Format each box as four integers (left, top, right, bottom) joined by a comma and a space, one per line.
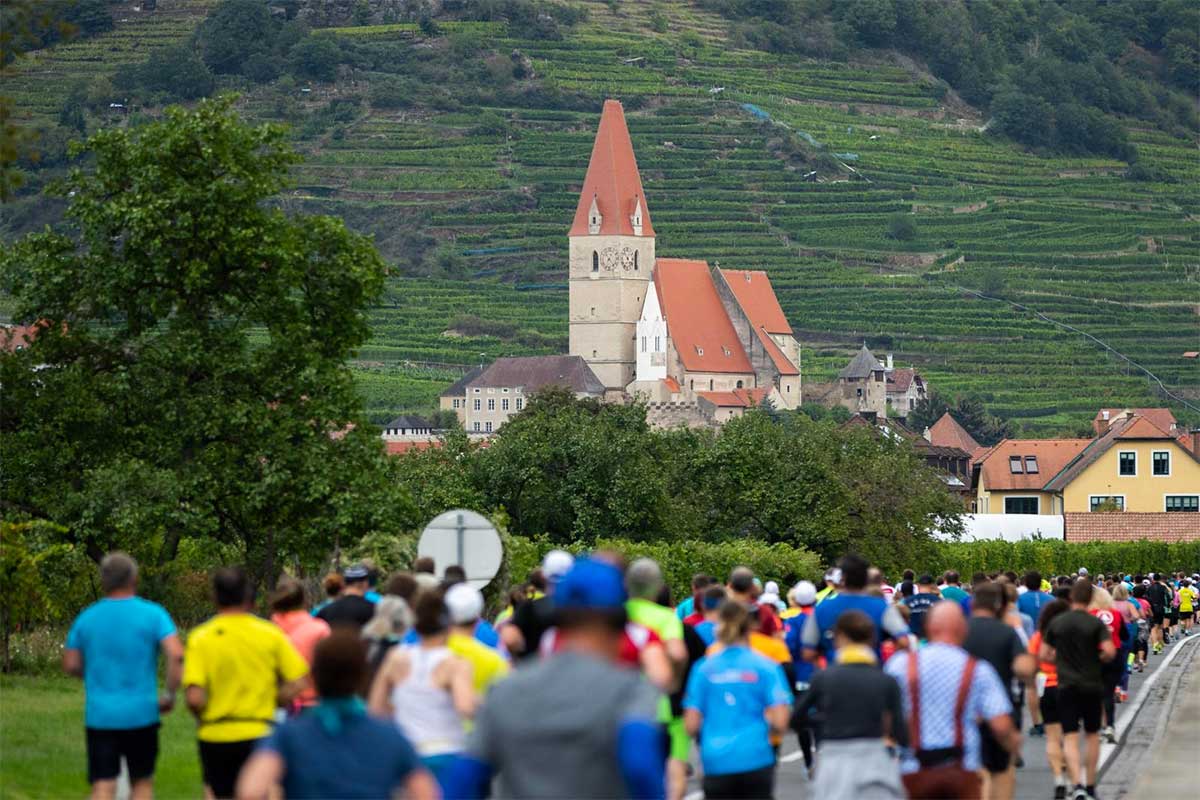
554, 558, 627, 611
343, 564, 370, 581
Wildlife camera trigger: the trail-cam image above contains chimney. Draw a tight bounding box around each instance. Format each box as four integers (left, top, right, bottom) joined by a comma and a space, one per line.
1101, 410, 1109, 421
886, 353, 894, 370
923, 426, 932, 442
1193, 428, 1200, 458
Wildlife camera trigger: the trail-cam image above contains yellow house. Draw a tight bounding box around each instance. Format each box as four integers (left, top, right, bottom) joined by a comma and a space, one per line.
975, 438, 1091, 514
1044, 415, 1200, 513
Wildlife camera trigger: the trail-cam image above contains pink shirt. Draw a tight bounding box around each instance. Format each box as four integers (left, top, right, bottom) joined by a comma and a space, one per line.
271, 610, 330, 705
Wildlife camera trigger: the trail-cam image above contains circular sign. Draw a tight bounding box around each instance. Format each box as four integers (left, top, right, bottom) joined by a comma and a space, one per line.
418, 509, 503, 590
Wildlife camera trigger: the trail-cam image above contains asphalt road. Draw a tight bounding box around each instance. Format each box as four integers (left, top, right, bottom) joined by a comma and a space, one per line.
684, 633, 1200, 800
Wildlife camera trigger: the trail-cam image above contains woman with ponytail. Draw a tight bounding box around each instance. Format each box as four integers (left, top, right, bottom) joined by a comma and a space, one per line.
683, 601, 793, 799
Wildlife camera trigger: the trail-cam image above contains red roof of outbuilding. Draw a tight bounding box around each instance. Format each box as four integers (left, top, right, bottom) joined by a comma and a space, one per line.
569, 100, 653, 238
697, 388, 769, 408
654, 259, 753, 374
888, 368, 918, 392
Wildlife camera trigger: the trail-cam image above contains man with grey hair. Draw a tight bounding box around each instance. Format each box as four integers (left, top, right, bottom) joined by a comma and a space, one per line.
64, 552, 183, 800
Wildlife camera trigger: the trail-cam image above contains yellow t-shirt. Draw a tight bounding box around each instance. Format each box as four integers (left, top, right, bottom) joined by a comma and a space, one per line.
1180, 587, 1197, 613
448, 633, 510, 694
183, 613, 309, 743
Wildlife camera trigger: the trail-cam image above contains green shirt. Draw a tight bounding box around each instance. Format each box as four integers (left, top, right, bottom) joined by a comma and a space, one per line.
626, 598, 683, 642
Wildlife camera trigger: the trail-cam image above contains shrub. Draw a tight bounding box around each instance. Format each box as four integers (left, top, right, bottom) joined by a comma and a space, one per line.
912, 540, 1200, 580
885, 213, 916, 241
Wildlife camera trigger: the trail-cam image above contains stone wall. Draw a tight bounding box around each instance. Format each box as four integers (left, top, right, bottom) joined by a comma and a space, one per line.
1064, 512, 1200, 542
644, 402, 714, 431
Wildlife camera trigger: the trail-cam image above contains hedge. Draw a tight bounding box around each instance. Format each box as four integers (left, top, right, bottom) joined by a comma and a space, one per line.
506, 536, 823, 603
911, 539, 1200, 580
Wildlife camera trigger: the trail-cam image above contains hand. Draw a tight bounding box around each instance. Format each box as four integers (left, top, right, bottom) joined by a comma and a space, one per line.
158, 692, 176, 713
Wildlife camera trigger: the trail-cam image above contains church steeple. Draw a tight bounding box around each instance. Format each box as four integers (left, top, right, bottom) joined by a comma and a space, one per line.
569, 99, 654, 238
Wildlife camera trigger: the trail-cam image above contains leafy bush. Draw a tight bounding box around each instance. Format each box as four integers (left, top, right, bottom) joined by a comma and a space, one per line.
886, 213, 916, 241
917, 540, 1200, 580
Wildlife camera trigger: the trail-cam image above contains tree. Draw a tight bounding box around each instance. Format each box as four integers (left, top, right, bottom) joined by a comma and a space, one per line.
908, 390, 1014, 446
289, 34, 341, 82
0, 97, 413, 588
194, 0, 279, 75
116, 45, 216, 101
885, 213, 917, 241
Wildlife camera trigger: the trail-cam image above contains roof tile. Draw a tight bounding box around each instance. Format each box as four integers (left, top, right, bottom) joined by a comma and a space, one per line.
655, 259, 754, 374
979, 438, 1091, 491
569, 100, 653, 238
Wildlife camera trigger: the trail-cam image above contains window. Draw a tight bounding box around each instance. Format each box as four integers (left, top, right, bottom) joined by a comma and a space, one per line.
452, 399, 460, 409
1118, 451, 1136, 476
1165, 495, 1199, 513
485, 421, 493, 433
590, 307, 596, 317
641, 336, 647, 353
1152, 451, 1170, 476
634, 251, 639, 270
695, 346, 704, 357
515, 398, 523, 411
501, 388, 509, 393
1024, 456, 1039, 474
709, 379, 714, 390
473, 422, 480, 432
473, 399, 481, 411
1089, 496, 1125, 512
487, 399, 495, 411
592, 251, 599, 272
473, 388, 481, 394
592, 349, 597, 358
1009, 456, 1024, 474
654, 336, 661, 351
1004, 497, 1039, 514
736, 380, 743, 388
501, 398, 509, 411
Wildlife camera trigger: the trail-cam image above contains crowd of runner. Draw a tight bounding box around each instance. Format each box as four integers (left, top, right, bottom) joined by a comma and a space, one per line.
64, 550, 1200, 800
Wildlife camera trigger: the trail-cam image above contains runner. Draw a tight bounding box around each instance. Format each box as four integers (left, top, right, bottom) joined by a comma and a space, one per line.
801, 554, 909, 662
693, 585, 727, 646
886, 602, 1020, 800
815, 568, 840, 604
941, 570, 970, 606
797, 610, 905, 799
444, 583, 510, 695
1147, 573, 1170, 654
269, 577, 331, 712
1088, 587, 1127, 743
361, 595, 414, 686
501, 550, 573, 660
727, 566, 781, 637
1178, 578, 1196, 636
1040, 580, 1117, 800
683, 601, 792, 800
367, 590, 477, 790
964, 582, 1036, 800
1030, 599, 1071, 799
236, 631, 439, 800
315, 564, 376, 631
63, 553, 183, 800
783, 580, 818, 777
183, 567, 310, 800
446, 558, 665, 800
675, 573, 712, 623
903, 573, 942, 641
310, 572, 343, 617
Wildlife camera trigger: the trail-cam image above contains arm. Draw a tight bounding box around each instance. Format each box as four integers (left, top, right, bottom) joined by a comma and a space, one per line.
1012, 652, 1036, 682
235, 749, 284, 800
800, 612, 821, 663
881, 606, 911, 650
160, 634, 184, 711
1098, 638, 1116, 663
499, 623, 525, 656
450, 658, 478, 720
639, 642, 674, 692
367, 653, 399, 718
186, 685, 208, 718
277, 676, 310, 707
62, 648, 83, 678
986, 712, 1021, 753
398, 768, 439, 800
684, 708, 702, 739
765, 704, 791, 736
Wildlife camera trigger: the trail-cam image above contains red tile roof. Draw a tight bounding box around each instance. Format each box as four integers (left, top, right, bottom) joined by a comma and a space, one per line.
1114, 416, 1177, 440
697, 388, 769, 408
662, 376, 681, 393
569, 100, 653, 238
1092, 408, 1176, 435
655, 259, 753, 374
928, 413, 980, 453
1065, 512, 1200, 543
1178, 433, 1198, 456
384, 440, 439, 456
1044, 414, 1199, 492
978, 438, 1091, 491
719, 270, 792, 335
887, 368, 918, 392
1, 323, 43, 353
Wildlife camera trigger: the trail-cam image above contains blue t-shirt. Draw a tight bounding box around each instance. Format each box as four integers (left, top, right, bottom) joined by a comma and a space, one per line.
260, 711, 419, 799
902, 592, 941, 639
1016, 591, 1054, 626
693, 620, 716, 646
676, 596, 695, 621
683, 645, 792, 776
782, 612, 815, 684
65, 597, 176, 729
474, 619, 500, 648
802, 594, 908, 659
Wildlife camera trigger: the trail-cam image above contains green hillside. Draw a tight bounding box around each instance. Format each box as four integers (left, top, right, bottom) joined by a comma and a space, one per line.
3, 0, 1197, 433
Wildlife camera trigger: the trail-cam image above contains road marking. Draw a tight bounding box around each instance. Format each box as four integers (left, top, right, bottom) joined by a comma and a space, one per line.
779, 750, 806, 763
1099, 634, 1200, 773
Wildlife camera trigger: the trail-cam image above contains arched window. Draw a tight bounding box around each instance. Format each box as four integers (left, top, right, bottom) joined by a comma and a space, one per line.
592, 251, 599, 272
634, 251, 639, 270
709, 379, 714, 390
736, 380, 743, 388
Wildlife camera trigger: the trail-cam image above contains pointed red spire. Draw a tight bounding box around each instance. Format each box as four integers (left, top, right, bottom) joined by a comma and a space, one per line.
569, 99, 654, 237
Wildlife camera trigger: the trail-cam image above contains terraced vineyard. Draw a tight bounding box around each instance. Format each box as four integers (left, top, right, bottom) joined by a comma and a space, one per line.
5, 0, 1197, 430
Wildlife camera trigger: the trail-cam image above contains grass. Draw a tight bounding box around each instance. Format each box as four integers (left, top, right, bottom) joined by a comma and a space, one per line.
0, 675, 203, 799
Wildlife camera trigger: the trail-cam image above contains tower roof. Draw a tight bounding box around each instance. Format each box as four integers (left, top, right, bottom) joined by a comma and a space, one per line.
569, 100, 654, 238
838, 344, 884, 379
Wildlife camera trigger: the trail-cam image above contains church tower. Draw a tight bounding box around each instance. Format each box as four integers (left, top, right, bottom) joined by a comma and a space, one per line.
568, 99, 655, 397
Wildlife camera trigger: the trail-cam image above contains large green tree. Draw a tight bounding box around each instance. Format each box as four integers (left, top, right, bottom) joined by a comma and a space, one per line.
0, 97, 417, 587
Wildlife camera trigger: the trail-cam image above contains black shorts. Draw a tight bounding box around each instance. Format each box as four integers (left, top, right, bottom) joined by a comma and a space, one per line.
979, 713, 1016, 773
702, 765, 775, 799
198, 739, 261, 799
85, 724, 159, 783
1039, 686, 1060, 726
1057, 686, 1103, 735
1151, 609, 1165, 626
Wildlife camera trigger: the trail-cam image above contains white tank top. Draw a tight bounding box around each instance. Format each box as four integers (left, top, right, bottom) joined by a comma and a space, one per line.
389, 645, 465, 756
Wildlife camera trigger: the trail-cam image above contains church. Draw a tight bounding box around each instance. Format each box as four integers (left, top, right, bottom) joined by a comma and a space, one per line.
568, 99, 802, 412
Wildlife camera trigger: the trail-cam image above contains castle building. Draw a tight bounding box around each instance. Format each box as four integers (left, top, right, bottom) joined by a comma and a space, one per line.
569, 100, 801, 411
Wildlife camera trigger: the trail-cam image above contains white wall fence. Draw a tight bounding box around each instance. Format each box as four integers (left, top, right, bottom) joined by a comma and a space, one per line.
937, 513, 1065, 542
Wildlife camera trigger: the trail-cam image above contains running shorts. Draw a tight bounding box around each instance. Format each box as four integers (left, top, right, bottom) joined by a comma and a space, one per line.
979, 715, 1015, 773
85, 724, 160, 783
1039, 685, 1059, 726
1057, 686, 1102, 735
198, 738, 261, 799
1151, 608, 1165, 626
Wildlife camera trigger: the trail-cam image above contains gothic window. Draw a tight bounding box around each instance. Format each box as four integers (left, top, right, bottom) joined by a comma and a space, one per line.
709, 379, 714, 390
736, 380, 743, 388
641, 336, 647, 353
592, 251, 599, 272
592, 349, 597, 358
654, 336, 661, 351
634, 251, 639, 270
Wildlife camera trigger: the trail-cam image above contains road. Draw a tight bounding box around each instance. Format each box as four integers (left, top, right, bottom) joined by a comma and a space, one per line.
685, 633, 1200, 800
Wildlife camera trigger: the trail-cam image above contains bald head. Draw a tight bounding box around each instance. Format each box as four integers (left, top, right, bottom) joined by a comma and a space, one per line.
925, 600, 967, 645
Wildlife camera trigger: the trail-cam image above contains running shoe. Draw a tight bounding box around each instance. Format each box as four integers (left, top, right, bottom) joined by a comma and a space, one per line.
1103, 725, 1116, 743
1071, 786, 1089, 800
1054, 786, 1066, 800
1029, 723, 1045, 736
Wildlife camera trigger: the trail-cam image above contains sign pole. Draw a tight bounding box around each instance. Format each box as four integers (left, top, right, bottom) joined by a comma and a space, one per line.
456, 512, 465, 569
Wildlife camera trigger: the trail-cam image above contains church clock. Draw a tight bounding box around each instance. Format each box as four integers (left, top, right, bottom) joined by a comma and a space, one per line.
600, 246, 619, 271
619, 246, 636, 271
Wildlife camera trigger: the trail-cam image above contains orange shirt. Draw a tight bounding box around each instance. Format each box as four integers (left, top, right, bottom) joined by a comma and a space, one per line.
1029, 631, 1057, 688
271, 610, 330, 705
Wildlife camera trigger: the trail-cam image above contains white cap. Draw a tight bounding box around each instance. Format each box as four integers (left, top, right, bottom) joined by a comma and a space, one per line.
764, 581, 780, 595
1078, 567, 1089, 576
543, 550, 575, 581
792, 580, 817, 606
445, 583, 484, 624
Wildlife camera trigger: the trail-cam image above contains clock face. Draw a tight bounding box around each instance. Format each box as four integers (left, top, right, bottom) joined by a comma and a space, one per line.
600, 246, 619, 271
619, 246, 635, 270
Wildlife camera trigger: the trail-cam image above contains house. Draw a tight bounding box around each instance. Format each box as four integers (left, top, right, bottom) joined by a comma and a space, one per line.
974, 439, 1092, 514
438, 366, 485, 417
444, 355, 605, 434
1092, 407, 1178, 436
926, 412, 981, 455
696, 387, 774, 423
843, 413, 974, 504
975, 411, 1200, 519
886, 367, 927, 418
566, 99, 801, 413
835, 345, 889, 417
381, 415, 434, 442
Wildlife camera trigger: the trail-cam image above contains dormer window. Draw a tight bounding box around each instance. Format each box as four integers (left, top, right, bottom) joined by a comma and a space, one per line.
630, 197, 644, 236
588, 195, 602, 235
722, 346, 731, 356
695, 346, 704, 357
